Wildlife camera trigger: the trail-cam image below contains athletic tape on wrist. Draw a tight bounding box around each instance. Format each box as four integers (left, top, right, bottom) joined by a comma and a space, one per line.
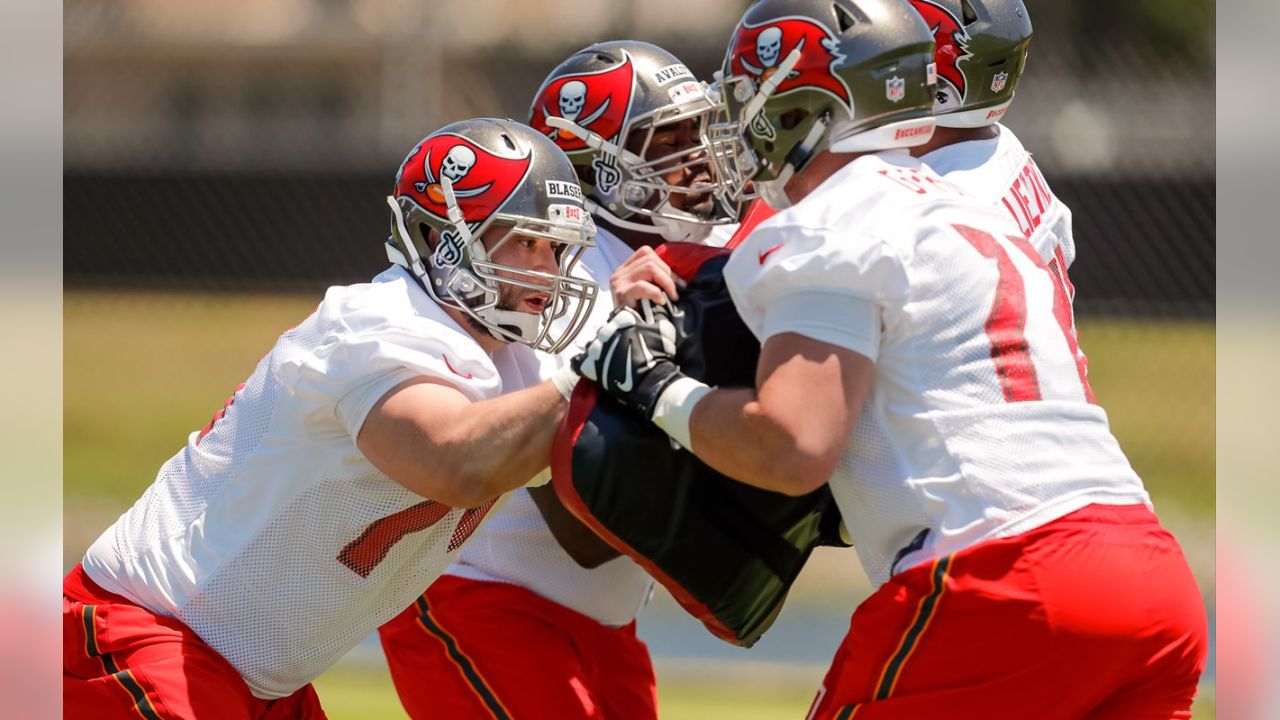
652, 376, 712, 451
551, 364, 579, 401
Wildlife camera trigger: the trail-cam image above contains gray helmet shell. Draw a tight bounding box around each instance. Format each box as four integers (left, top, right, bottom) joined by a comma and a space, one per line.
710, 0, 937, 202
908, 0, 1032, 127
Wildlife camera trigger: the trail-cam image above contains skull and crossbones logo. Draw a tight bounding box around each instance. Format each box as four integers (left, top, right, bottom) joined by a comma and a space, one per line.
757, 27, 783, 68
415, 143, 491, 205
558, 81, 588, 121
739, 25, 802, 86
547, 79, 612, 141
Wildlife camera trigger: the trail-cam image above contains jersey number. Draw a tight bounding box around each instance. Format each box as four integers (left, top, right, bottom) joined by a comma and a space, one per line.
953, 224, 1095, 403
195, 383, 246, 445
337, 499, 496, 578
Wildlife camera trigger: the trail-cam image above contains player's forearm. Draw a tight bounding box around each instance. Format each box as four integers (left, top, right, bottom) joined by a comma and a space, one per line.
688, 387, 840, 496
431, 381, 566, 506
361, 378, 566, 508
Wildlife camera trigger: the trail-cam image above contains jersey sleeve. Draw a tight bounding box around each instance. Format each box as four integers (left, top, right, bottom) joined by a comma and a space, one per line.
726, 220, 910, 362
333, 366, 424, 441
280, 320, 500, 441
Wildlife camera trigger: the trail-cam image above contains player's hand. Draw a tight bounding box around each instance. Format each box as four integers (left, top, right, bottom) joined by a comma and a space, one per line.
573, 299, 685, 419
610, 246, 684, 309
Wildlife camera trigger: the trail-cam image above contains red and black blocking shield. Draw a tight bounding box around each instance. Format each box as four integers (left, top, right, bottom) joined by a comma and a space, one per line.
551, 242, 847, 648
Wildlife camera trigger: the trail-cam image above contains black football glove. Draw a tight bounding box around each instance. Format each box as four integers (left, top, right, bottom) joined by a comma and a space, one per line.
572, 300, 685, 419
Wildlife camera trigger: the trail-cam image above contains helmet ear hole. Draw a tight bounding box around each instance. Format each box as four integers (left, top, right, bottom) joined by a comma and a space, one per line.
779, 108, 810, 131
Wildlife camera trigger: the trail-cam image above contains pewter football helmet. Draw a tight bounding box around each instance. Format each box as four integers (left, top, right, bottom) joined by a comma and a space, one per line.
388, 118, 598, 353
529, 40, 739, 243
709, 0, 937, 207
907, 0, 1033, 127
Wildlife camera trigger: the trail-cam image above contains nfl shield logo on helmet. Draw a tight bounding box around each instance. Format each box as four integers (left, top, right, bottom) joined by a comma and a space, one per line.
991, 71, 1009, 93
886, 76, 905, 103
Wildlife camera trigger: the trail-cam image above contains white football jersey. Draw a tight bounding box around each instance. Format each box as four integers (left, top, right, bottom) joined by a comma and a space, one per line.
921, 124, 1075, 274
82, 265, 544, 699
923, 125, 1092, 396
445, 226, 654, 627
724, 151, 1148, 588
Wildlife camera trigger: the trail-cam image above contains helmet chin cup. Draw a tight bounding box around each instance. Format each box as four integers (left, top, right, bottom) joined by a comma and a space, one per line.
651, 214, 713, 243
482, 306, 542, 345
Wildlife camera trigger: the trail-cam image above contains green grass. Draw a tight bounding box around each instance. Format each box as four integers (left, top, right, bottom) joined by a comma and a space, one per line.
312, 664, 409, 720
309, 663, 1215, 719
1077, 319, 1215, 514
64, 291, 317, 507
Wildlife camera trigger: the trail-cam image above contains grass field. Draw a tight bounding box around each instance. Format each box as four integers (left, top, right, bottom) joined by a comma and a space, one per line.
64, 289, 1216, 718
311, 663, 1216, 720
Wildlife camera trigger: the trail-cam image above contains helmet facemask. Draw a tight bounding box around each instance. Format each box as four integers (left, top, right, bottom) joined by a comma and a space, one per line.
708, 48, 832, 209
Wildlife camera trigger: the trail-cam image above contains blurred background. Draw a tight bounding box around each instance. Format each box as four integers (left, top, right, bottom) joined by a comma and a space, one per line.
63, 0, 1215, 717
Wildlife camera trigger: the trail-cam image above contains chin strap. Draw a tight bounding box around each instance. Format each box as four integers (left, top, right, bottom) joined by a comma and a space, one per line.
482, 307, 541, 344
586, 198, 713, 245
740, 47, 802, 129
586, 198, 661, 235
441, 174, 486, 264
754, 111, 831, 210
386, 195, 428, 279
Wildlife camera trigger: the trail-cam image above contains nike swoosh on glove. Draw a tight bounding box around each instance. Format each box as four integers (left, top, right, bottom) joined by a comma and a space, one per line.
572, 300, 685, 419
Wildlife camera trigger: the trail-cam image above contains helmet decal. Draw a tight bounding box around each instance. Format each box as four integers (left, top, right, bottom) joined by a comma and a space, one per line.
909, 0, 972, 103
728, 16, 852, 109
394, 133, 533, 226
529, 52, 637, 154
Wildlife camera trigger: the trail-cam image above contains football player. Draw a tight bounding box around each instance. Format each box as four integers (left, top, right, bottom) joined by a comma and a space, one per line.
908, 0, 1077, 267
575, 0, 1208, 717
377, 41, 738, 720
62, 118, 597, 719
905, 0, 1098, 400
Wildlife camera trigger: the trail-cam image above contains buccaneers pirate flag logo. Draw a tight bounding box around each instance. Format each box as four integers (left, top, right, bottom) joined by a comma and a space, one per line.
529, 53, 637, 154
727, 16, 853, 109
395, 133, 532, 222
909, 0, 971, 105
394, 133, 532, 266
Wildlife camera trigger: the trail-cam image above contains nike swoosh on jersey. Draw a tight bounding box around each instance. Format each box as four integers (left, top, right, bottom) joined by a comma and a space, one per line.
442, 355, 474, 379
758, 242, 785, 264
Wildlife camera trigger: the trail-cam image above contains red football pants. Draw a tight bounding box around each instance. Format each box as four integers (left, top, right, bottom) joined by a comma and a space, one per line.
63, 564, 326, 720
808, 504, 1208, 720
379, 575, 658, 719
